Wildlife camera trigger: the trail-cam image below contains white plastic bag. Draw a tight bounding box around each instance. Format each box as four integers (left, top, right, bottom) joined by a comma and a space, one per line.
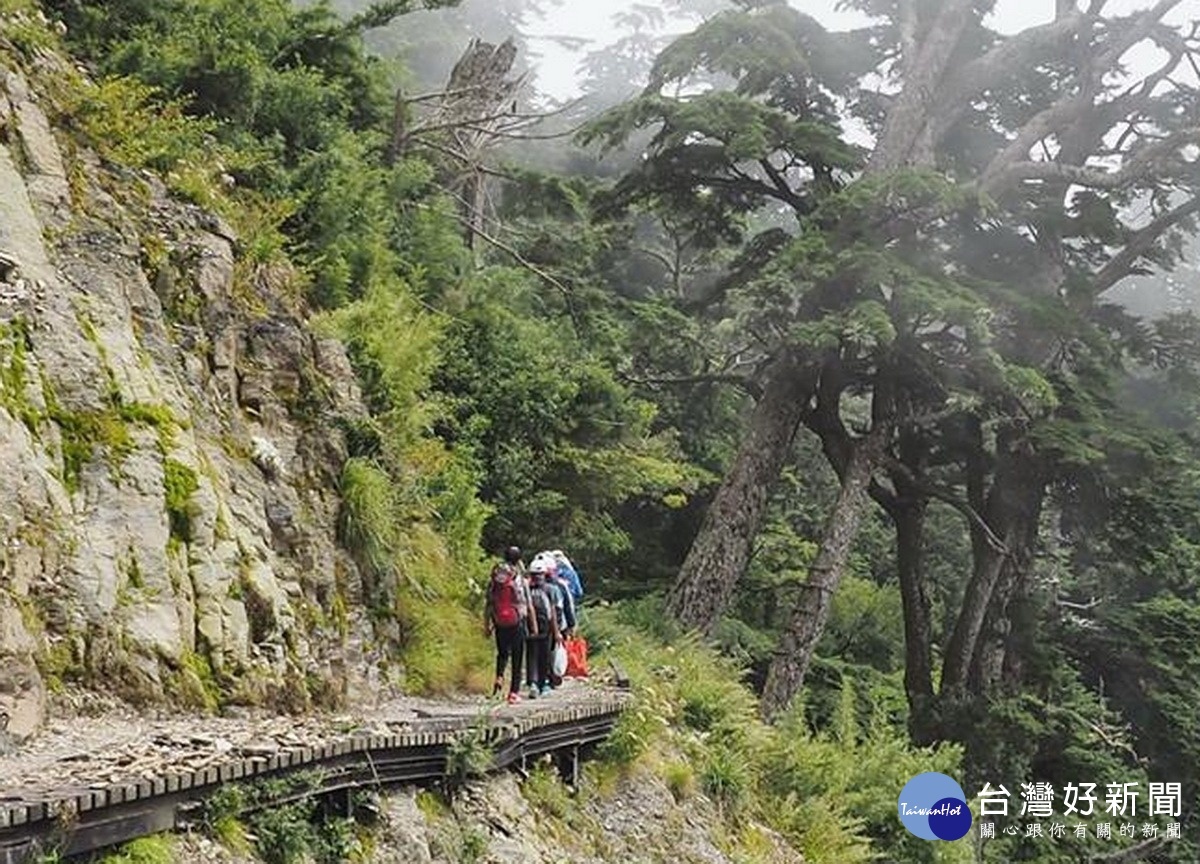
552, 641, 568, 677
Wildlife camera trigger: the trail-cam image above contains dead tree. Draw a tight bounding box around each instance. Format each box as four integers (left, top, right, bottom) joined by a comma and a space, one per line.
391, 38, 530, 258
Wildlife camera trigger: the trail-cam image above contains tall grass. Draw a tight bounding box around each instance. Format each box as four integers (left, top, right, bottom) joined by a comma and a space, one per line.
584, 599, 977, 864
321, 282, 491, 696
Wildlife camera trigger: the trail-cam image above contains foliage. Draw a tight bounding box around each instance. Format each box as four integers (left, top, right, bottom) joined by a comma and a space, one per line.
586, 601, 973, 862
200, 771, 360, 864
320, 281, 492, 694
55, 75, 217, 174
521, 759, 572, 819
444, 712, 495, 796
162, 459, 198, 543
94, 836, 175, 864
430, 271, 705, 568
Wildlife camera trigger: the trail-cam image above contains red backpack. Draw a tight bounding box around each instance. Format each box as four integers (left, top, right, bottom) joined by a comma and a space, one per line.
490, 564, 521, 627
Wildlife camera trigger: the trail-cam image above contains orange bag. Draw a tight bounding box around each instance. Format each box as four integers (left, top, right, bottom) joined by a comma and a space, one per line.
565, 636, 589, 677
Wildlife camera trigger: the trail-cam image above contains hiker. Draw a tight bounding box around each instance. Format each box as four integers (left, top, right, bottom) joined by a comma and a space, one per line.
544, 559, 576, 689
524, 561, 560, 698
550, 550, 584, 602
484, 545, 536, 704
547, 557, 576, 636
536, 550, 577, 635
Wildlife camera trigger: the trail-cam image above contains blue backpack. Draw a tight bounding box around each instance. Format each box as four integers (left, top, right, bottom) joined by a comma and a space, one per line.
551, 551, 584, 601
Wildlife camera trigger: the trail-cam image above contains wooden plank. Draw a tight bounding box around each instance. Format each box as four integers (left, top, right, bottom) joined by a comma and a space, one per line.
60, 800, 178, 859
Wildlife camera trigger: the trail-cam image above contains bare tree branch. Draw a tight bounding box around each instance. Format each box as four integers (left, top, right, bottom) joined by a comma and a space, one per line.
898, 0, 919, 70
882, 456, 1009, 553
448, 212, 584, 335
932, 8, 1089, 134
1056, 596, 1104, 611
980, 0, 1187, 189
1001, 127, 1200, 188
758, 157, 809, 212
1092, 195, 1200, 296
618, 371, 763, 399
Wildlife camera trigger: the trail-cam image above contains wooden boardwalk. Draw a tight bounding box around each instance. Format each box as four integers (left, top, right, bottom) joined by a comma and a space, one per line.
0, 680, 630, 863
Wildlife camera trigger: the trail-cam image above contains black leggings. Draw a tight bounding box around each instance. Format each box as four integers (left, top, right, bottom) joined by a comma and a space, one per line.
493, 624, 523, 694
526, 636, 550, 689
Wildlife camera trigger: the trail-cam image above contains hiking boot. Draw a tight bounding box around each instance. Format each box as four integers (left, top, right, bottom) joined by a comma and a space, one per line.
506, 691, 521, 705
528, 686, 539, 699
539, 683, 551, 696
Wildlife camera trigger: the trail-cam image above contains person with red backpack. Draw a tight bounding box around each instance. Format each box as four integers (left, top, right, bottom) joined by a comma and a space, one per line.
484, 545, 536, 704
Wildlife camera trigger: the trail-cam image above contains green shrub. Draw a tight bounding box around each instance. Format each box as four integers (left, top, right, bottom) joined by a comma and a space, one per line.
523, 760, 572, 819
445, 715, 494, 794
699, 745, 754, 816
663, 761, 697, 802
96, 835, 174, 864
248, 800, 316, 864
163, 459, 199, 543
55, 74, 219, 175
337, 457, 398, 600
585, 601, 975, 862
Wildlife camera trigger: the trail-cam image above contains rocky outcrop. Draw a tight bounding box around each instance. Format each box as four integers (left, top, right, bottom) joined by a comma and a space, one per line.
173, 768, 805, 864
373, 768, 805, 864
0, 49, 383, 738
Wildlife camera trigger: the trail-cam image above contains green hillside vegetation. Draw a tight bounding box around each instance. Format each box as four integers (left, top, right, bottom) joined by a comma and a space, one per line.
3, 0, 1200, 861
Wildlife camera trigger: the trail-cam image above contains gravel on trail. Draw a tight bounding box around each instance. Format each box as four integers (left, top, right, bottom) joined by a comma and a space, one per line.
0, 678, 616, 805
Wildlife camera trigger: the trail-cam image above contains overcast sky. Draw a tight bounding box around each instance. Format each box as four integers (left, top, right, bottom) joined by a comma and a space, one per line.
523, 0, 1192, 100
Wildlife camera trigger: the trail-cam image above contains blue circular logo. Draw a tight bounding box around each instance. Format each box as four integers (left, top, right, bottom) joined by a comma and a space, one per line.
898, 772, 972, 841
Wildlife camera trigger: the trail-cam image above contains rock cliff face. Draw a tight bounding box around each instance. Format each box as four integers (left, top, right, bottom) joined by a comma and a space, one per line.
0, 48, 383, 738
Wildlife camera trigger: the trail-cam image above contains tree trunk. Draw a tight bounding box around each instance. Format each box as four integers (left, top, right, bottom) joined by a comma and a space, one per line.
895, 494, 937, 744
464, 168, 487, 263
387, 88, 406, 165
1000, 563, 1036, 692
759, 425, 888, 721
867, 0, 975, 171
665, 354, 814, 634
991, 504, 1041, 693
941, 441, 1043, 699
